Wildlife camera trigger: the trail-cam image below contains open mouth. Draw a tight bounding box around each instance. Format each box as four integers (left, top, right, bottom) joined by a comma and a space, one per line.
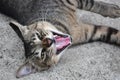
52, 32, 72, 54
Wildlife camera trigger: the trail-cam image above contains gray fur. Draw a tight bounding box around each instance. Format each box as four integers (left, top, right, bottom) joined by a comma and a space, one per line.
0, 0, 120, 78
0, 0, 120, 25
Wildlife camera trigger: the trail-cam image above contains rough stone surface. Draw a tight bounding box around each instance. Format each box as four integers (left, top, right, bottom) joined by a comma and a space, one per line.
0, 0, 120, 80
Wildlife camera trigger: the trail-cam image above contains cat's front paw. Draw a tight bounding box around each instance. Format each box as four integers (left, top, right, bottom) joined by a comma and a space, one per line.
110, 5, 120, 18
107, 5, 120, 18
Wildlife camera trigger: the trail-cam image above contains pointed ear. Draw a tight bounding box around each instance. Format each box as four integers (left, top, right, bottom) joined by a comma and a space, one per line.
9, 21, 28, 40
16, 61, 37, 78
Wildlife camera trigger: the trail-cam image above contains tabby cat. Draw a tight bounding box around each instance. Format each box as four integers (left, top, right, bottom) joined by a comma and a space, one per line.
0, 0, 120, 78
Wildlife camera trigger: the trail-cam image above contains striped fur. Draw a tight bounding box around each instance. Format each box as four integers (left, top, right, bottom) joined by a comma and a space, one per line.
0, 0, 120, 78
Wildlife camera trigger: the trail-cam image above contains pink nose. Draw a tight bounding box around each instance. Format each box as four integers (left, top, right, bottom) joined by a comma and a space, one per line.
42, 38, 53, 47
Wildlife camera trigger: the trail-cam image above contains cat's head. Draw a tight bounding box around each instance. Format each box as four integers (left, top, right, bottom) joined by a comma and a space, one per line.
9, 21, 72, 78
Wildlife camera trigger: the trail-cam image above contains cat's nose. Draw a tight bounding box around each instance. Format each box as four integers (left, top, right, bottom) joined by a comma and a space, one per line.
42, 38, 54, 47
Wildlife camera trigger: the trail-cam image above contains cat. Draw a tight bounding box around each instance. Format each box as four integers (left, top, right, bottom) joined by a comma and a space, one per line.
0, 0, 120, 78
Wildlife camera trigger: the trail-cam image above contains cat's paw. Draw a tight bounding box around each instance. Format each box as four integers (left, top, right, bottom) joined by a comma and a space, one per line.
110, 5, 120, 18
106, 5, 120, 18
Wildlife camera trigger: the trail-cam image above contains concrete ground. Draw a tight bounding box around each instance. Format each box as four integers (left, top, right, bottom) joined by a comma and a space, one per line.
0, 0, 120, 80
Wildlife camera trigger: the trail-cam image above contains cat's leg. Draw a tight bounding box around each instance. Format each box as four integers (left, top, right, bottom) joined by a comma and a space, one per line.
77, 0, 120, 18
70, 23, 120, 46
87, 25, 120, 45
65, 0, 120, 18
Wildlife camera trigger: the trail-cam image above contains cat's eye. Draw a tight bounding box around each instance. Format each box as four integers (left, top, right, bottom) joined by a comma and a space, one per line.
41, 52, 44, 59
41, 49, 46, 60
33, 52, 40, 60
41, 52, 46, 61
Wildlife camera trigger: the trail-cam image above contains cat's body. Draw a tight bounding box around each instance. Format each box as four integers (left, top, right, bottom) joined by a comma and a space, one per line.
0, 0, 120, 78
1, 0, 120, 47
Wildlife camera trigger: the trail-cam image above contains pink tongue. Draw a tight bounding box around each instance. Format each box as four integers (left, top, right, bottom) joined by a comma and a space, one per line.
54, 35, 71, 50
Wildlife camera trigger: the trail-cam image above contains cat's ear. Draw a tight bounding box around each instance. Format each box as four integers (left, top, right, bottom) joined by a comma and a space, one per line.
9, 21, 28, 40
16, 61, 37, 78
